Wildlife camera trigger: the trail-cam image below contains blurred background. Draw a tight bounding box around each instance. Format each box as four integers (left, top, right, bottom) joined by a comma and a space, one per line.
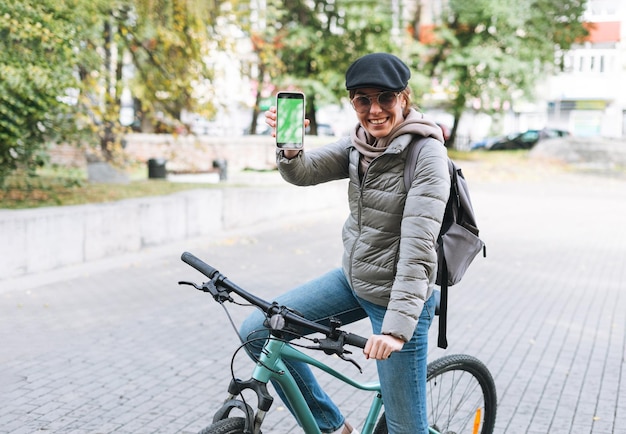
1, 0, 624, 188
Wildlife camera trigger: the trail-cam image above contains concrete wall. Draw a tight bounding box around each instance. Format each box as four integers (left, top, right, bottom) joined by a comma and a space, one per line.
49, 134, 334, 173
0, 181, 347, 281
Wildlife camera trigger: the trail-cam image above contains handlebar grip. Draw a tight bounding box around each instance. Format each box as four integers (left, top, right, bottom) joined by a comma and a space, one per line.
344, 332, 368, 349
181, 252, 219, 279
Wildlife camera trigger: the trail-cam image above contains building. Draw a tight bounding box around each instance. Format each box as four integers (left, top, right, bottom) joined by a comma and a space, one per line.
547, 0, 626, 137
413, 0, 626, 142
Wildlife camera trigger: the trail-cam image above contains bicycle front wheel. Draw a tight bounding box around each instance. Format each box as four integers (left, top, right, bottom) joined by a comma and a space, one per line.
427, 354, 497, 434
198, 417, 247, 434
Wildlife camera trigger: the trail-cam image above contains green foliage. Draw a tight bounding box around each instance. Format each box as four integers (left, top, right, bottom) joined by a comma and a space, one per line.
423, 0, 588, 145
0, 0, 236, 184
250, 0, 403, 130
525, 0, 588, 70
119, 0, 221, 123
0, 0, 591, 186
0, 0, 88, 186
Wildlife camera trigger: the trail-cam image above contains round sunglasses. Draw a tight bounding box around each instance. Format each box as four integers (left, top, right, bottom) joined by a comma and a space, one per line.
350, 91, 401, 113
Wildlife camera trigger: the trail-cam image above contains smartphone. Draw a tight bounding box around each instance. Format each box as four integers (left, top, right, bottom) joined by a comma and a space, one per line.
276, 91, 305, 149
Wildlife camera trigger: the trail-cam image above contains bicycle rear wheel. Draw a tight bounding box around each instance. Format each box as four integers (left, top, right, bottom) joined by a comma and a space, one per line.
198, 417, 247, 434
372, 354, 496, 434
427, 354, 496, 434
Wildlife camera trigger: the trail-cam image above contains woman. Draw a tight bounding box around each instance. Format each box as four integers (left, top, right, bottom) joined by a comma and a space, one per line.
240, 52, 450, 434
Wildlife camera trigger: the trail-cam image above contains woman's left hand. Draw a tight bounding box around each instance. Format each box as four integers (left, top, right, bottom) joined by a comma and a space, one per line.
364, 334, 405, 360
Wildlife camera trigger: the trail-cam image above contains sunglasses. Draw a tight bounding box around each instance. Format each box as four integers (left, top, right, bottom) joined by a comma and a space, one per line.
350, 91, 401, 113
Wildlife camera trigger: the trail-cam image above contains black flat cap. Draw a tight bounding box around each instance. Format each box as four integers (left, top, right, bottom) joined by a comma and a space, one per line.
345, 53, 410, 92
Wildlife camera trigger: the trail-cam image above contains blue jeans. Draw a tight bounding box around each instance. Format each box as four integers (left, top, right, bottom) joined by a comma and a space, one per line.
239, 268, 436, 434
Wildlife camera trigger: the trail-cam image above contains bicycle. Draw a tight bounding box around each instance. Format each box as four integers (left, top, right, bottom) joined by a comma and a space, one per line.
179, 251, 497, 434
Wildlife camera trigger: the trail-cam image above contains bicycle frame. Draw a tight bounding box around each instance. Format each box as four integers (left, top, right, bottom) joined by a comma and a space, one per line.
230, 336, 439, 434
179, 252, 457, 434
254, 337, 382, 434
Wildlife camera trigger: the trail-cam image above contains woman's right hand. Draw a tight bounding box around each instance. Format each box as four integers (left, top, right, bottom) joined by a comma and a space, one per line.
265, 106, 278, 134
265, 106, 308, 159
364, 334, 404, 360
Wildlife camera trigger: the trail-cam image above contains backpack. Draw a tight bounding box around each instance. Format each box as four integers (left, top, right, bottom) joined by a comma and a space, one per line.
404, 137, 486, 349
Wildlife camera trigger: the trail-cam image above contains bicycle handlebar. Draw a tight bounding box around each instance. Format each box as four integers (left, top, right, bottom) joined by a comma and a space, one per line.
181, 251, 368, 349
182, 251, 220, 279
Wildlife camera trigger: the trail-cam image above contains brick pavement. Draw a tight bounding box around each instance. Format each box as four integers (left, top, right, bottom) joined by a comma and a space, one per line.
1, 164, 625, 433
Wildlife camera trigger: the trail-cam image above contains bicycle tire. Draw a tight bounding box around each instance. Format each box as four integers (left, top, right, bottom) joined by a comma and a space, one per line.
198, 417, 247, 434
372, 354, 496, 434
426, 354, 497, 434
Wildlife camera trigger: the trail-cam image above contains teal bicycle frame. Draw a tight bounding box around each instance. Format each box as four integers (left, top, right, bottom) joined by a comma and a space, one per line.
250, 337, 438, 434
179, 252, 452, 434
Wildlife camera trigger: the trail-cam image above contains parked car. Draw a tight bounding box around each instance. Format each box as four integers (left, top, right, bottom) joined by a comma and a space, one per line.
488, 128, 570, 151
470, 136, 503, 151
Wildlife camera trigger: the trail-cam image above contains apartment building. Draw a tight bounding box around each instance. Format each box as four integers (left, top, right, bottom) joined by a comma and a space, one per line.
547, 0, 626, 137
415, 0, 626, 139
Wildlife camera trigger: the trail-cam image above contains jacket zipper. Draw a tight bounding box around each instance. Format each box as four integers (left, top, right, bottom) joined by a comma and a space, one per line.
348, 152, 378, 285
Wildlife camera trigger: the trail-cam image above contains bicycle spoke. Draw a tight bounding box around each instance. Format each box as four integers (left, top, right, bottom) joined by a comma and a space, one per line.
427, 363, 488, 433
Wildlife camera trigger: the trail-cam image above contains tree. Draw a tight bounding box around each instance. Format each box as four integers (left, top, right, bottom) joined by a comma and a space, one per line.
417, 0, 588, 147
0, 0, 94, 185
245, 2, 286, 136
1, 0, 238, 183
70, 0, 126, 163
247, 0, 401, 134
77, 0, 225, 161
118, 0, 220, 131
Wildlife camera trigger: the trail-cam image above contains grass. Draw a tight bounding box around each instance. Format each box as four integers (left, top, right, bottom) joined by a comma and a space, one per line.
0, 150, 546, 210
0, 165, 219, 210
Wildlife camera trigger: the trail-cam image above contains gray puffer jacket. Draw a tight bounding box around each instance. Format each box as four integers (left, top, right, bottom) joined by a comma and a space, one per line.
277, 133, 450, 341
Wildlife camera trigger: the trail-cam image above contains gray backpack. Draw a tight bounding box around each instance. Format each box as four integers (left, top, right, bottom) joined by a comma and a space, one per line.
404, 137, 486, 349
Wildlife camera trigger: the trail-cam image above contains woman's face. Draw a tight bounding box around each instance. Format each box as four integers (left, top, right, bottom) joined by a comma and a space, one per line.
352, 88, 406, 138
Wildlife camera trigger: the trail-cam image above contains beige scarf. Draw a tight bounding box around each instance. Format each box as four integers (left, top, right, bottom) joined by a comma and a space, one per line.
350, 108, 444, 178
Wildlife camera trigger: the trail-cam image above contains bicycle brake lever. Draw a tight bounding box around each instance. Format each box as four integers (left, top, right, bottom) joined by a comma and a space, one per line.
316, 338, 363, 373
337, 353, 363, 374
178, 280, 201, 289
178, 280, 233, 303
204, 280, 234, 303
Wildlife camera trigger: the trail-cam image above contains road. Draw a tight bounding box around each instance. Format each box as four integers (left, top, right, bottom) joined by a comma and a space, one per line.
1, 162, 625, 433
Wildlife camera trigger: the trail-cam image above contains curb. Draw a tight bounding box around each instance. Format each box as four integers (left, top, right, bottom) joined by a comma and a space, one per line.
0, 180, 347, 282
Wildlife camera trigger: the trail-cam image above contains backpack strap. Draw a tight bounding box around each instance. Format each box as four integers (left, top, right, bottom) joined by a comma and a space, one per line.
403, 136, 436, 192
437, 253, 449, 349
436, 159, 457, 349
404, 135, 450, 349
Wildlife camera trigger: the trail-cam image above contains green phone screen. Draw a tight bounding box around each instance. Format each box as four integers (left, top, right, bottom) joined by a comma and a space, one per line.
277, 94, 304, 148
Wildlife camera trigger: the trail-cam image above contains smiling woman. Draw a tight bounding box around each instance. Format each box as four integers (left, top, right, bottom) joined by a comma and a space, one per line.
253, 53, 450, 434
345, 53, 413, 141
349, 88, 407, 138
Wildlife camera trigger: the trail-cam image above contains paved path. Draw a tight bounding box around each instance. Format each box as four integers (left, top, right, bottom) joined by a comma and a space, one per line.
1, 163, 625, 433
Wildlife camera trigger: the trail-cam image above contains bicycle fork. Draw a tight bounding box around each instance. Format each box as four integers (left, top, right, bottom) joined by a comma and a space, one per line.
213, 337, 386, 434
211, 338, 314, 434
214, 376, 272, 434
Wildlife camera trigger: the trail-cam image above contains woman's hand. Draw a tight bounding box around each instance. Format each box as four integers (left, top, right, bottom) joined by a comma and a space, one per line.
264, 106, 278, 134
364, 334, 405, 360
265, 106, 309, 159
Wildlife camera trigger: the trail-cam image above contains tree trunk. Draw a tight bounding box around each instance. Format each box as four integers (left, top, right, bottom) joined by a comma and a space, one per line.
249, 64, 266, 135
306, 92, 317, 135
